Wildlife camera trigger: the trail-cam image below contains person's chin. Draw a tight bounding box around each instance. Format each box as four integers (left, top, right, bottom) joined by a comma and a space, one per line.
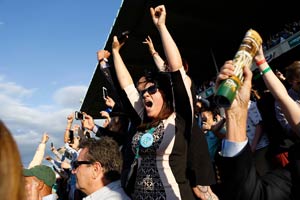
202, 126, 210, 132
146, 110, 157, 119
147, 113, 155, 119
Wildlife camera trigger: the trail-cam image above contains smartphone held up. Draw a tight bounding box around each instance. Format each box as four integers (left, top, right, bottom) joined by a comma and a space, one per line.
75, 111, 84, 120
69, 130, 74, 144
117, 30, 130, 43
102, 86, 108, 99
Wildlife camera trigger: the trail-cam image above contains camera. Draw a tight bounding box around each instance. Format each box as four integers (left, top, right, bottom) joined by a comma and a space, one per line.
117, 30, 130, 43
75, 111, 84, 120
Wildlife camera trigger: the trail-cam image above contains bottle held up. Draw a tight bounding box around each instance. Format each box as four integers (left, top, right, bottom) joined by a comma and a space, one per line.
214, 29, 262, 108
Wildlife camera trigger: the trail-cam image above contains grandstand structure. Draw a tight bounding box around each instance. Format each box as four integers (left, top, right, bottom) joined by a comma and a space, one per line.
80, 0, 300, 118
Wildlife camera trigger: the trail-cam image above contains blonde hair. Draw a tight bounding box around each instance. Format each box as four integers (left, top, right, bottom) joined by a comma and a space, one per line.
0, 120, 25, 200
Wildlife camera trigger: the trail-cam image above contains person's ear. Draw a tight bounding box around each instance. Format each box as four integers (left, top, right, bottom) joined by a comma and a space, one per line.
92, 162, 103, 179
34, 178, 44, 190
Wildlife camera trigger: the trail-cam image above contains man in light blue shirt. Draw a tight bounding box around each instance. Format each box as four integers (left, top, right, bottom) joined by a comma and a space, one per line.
72, 136, 131, 200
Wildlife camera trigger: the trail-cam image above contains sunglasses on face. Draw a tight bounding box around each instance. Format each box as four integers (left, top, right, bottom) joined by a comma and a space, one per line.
71, 160, 93, 170
140, 85, 158, 96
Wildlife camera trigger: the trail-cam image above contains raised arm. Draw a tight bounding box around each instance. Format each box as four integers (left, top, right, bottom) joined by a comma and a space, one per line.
111, 36, 134, 89
97, 49, 111, 65
64, 113, 74, 143
111, 36, 145, 120
216, 60, 251, 143
142, 35, 165, 71
28, 132, 49, 168
254, 46, 300, 137
150, 5, 182, 72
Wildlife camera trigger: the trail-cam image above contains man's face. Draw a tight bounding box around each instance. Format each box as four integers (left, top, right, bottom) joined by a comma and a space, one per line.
24, 176, 41, 199
72, 148, 94, 195
291, 79, 300, 93
201, 111, 214, 133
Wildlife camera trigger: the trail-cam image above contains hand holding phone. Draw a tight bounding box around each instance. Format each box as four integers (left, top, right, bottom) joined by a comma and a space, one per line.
117, 30, 130, 43
75, 111, 84, 120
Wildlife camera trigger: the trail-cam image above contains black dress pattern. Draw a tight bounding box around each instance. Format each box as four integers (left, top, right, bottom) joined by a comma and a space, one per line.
132, 122, 166, 200
124, 69, 215, 200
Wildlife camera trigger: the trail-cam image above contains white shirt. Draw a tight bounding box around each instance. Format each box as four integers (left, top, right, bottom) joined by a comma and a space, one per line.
246, 101, 269, 150
83, 180, 131, 200
42, 193, 58, 200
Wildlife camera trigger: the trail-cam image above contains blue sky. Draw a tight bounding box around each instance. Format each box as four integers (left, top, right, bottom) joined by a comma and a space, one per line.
0, 0, 122, 167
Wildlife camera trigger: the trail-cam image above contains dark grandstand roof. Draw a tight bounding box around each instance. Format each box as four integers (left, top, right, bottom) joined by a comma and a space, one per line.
80, 0, 300, 119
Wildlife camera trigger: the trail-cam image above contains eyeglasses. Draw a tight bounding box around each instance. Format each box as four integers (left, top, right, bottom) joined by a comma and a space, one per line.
71, 160, 93, 170
140, 85, 158, 96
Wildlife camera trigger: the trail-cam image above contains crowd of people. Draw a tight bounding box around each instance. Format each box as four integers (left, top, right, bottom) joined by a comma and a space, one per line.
1, 4, 300, 200
263, 19, 300, 50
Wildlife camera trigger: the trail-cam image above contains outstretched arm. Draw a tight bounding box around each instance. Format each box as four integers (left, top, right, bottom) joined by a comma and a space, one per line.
97, 49, 111, 64
150, 5, 182, 72
254, 46, 300, 137
111, 35, 144, 119
216, 60, 251, 143
143, 35, 165, 71
64, 113, 74, 143
111, 36, 134, 89
28, 132, 49, 168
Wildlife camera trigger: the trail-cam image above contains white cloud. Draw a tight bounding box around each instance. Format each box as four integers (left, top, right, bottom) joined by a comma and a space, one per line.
0, 79, 88, 167
0, 81, 35, 98
53, 85, 87, 108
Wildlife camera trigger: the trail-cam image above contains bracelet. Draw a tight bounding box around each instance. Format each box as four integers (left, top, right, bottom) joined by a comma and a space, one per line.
260, 66, 272, 76
152, 51, 158, 56
256, 58, 266, 66
253, 66, 272, 80
99, 58, 108, 63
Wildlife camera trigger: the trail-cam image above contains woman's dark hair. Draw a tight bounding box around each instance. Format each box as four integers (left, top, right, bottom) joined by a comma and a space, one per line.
137, 70, 174, 131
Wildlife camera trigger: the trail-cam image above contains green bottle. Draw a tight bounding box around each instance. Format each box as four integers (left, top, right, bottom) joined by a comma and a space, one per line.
214, 29, 262, 108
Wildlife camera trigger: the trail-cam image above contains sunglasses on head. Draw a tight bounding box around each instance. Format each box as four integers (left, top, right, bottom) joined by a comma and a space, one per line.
140, 85, 158, 96
71, 160, 93, 170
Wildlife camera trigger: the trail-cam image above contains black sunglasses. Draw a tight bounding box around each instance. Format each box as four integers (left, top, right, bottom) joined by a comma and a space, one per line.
71, 160, 93, 170
140, 85, 158, 96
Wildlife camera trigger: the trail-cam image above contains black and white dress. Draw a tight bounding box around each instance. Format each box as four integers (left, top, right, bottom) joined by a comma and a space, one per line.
124, 67, 215, 200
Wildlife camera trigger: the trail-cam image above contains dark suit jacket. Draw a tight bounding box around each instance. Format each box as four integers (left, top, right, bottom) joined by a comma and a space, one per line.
217, 142, 300, 200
